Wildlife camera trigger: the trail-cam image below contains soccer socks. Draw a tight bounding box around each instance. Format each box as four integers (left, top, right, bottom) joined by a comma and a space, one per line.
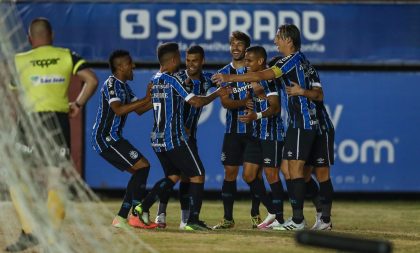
319, 179, 334, 223
142, 178, 175, 213
9, 185, 33, 234
179, 181, 190, 223
188, 182, 204, 223
290, 178, 305, 224
305, 177, 322, 213
46, 189, 65, 230
250, 179, 261, 217
269, 181, 285, 223
132, 167, 150, 215
222, 180, 236, 221
247, 179, 274, 214
118, 172, 136, 218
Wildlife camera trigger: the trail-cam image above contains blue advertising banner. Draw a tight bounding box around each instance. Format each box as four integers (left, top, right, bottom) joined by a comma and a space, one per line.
16, 2, 420, 64
85, 70, 420, 192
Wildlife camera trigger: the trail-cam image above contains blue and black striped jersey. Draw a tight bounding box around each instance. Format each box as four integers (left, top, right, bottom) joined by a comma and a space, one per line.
182, 71, 216, 139
270, 51, 319, 130
218, 63, 253, 134
150, 71, 195, 152
251, 79, 285, 141
91, 76, 137, 153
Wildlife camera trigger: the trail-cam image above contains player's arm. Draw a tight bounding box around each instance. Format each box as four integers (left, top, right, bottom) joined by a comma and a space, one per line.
134, 83, 153, 115
238, 94, 280, 123
69, 53, 99, 117
212, 68, 277, 85
189, 86, 231, 108
219, 91, 251, 109
110, 96, 152, 116
286, 81, 324, 101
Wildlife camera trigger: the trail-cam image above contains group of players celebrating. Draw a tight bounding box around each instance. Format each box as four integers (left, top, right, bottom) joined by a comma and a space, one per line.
91, 24, 334, 232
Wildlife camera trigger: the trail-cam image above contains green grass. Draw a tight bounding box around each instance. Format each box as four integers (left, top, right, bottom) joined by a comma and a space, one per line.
105, 199, 420, 253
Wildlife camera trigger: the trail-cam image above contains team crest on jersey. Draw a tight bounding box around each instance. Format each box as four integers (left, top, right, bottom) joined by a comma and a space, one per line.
105, 136, 111, 142
264, 158, 271, 164
129, 150, 138, 159
221, 152, 226, 162
110, 90, 115, 95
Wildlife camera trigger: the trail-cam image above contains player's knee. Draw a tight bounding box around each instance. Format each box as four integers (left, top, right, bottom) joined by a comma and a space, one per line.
132, 158, 150, 170
315, 167, 330, 182
264, 171, 279, 184
224, 167, 239, 180
242, 172, 255, 183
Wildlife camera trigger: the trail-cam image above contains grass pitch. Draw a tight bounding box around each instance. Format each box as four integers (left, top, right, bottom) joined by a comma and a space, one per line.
107, 199, 420, 253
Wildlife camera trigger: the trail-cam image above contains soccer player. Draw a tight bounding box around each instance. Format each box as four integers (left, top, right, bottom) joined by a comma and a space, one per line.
134, 42, 226, 231
154, 45, 218, 229
7, 17, 98, 252
91, 50, 156, 229
238, 46, 287, 229
212, 24, 323, 230
212, 31, 265, 230
286, 82, 335, 230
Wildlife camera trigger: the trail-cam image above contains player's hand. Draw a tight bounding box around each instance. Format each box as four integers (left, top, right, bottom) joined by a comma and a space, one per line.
146, 82, 153, 99
211, 73, 229, 86
251, 82, 267, 99
242, 91, 252, 107
246, 99, 254, 110
238, 109, 257, 123
68, 102, 81, 118
217, 86, 232, 97
285, 81, 304, 96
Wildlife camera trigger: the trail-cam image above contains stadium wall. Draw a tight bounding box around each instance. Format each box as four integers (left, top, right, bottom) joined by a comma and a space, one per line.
12, 1, 420, 192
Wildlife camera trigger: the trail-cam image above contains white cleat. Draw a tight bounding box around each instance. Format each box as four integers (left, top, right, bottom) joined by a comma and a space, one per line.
311, 213, 332, 230
257, 213, 276, 229
274, 218, 306, 231
266, 219, 284, 229
155, 213, 167, 228
179, 221, 187, 230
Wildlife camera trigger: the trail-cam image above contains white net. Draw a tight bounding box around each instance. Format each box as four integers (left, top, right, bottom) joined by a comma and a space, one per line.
0, 2, 157, 253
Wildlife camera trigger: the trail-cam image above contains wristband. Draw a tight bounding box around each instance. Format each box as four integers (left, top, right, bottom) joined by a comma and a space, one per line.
256, 112, 262, 120
75, 101, 82, 108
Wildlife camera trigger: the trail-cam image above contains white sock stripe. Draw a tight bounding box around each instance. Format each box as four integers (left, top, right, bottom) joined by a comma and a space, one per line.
184, 141, 202, 176
110, 145, 133, 167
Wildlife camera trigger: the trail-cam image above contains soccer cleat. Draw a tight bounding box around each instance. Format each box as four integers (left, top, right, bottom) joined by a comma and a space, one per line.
185, 220, 211, 231
179, 221, 187, 230
266, 219, 284, 229
257, 213, 276, 229
5, 232, 39, 252
112, 215, 131, 229
128, 214, 158, 229
134, 204, 152, 225
311, 213, 332, 230
155, 213, 167, 228
274, 218, 306, 231
212, 218, 235, 230
251, 215, 262, 229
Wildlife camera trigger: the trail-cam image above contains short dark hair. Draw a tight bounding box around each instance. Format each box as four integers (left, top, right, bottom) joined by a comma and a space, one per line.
157, 42, 179, 64
29, 17, 52, 36
229, 31, 251, 48
186, 45, 205, 59
277, 24, 301, 50
245, 46, 267, 64
109, 50, 130, 73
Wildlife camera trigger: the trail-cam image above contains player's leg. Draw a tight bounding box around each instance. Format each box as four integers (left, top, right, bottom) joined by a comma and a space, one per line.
250, 169, 263, 228
178, 177, 191, 228
277, 128, 316, 231
262, 140, 286, 228
214, 134, 242, 229
303, 166, 322, 216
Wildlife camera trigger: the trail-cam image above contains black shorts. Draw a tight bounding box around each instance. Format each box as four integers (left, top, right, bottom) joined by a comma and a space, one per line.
282, 127, 317, 161
261, 140, 284, 168
243, 136, 262, 165
100, 138, 144, 171
221, 133, 261, 166
156, 138, 205, 177
307, 129, 335, 167
17, 112, 70, 164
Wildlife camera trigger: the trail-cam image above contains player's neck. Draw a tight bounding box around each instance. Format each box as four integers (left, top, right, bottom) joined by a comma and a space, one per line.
283, 48, 298, 57
113, 73, 126, 83
231, 59, 245, 69
160, 65, 174, 74
186, 70, 201, 80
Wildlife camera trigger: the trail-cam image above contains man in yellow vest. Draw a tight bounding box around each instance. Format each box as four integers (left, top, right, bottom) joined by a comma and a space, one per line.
6, 17, 98, 252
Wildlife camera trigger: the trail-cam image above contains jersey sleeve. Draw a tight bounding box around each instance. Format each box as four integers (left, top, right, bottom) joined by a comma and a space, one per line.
104, 77, 122, 104
309, 68, 322, 88
270, 54, 298, 78
126, 84, 138, 102
167, 74, 195, 101
203, 72, 217, 91
71, 51, 89, 74
263, 80, 279, 97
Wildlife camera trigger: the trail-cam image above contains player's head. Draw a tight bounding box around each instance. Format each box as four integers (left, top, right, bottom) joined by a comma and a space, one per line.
109, 50, 135, 81
274, 24, 301, 55
229, 31, 251, 61
245, 46, 267, 72
28, 17, 53, 47
157, 42, 181, 73
186, 45, 205, 77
